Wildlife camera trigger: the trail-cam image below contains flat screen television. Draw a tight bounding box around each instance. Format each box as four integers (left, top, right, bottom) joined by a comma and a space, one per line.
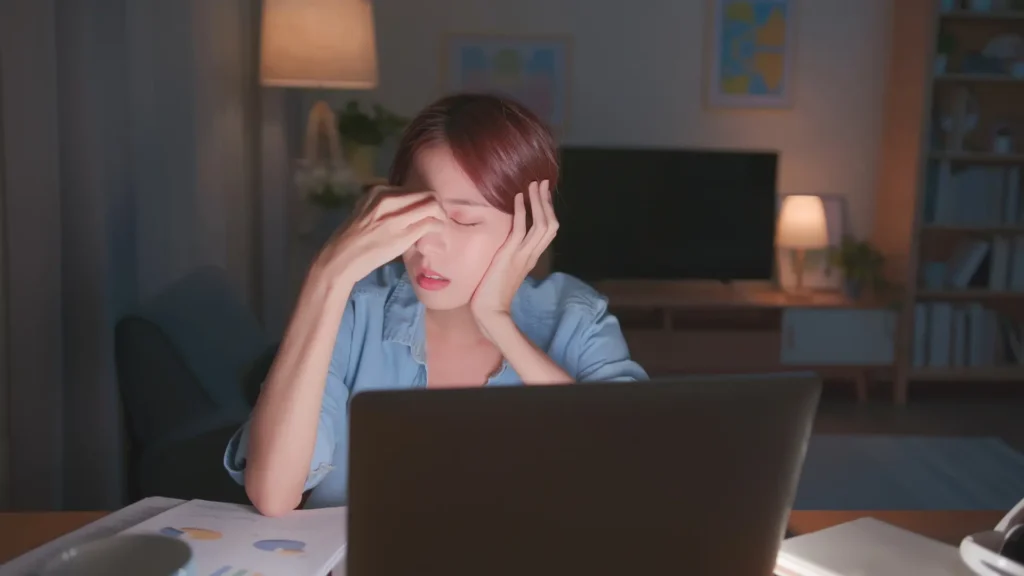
551, 146, 778, 282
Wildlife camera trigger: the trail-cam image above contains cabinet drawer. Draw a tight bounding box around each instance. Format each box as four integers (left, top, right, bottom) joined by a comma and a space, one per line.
780, 308, 895, 366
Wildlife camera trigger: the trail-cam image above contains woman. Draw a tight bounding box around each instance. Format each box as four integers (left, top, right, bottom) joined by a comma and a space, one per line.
225, 93, 648, 516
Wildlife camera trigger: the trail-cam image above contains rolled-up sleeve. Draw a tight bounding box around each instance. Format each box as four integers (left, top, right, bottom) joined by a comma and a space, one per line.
223, 299, 356, 492
574, 299, 649, 382
223, 391, 342, 491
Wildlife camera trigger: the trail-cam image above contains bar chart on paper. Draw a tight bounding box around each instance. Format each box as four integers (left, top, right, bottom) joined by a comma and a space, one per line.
119, 499, 347, 576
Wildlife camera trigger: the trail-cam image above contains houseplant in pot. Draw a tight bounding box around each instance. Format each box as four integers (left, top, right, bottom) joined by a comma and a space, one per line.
830, 236, 887, 300
336, 100, 408, 181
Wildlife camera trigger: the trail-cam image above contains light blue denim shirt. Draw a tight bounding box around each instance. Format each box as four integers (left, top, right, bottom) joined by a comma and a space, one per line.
224, 261, 648, 508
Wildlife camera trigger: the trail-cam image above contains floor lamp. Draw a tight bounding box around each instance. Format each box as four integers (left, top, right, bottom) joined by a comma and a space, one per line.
260, 0, 379, 172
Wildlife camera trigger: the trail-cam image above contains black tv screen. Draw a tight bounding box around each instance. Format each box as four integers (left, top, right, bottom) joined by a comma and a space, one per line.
551, 147, 778, 282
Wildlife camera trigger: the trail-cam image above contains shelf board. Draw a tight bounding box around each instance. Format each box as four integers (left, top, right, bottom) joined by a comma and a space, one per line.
909, 367, 1024, 381
939, 9, 1024, 20
921, 224, 1024, 234
930, 151, 1024, 163
916, 290, 1024, 301
934, 73, 1024, 83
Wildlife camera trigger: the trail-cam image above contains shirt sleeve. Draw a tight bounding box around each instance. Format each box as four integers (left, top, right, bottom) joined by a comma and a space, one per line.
223, 298, 356, 492
574, 299, 649, 382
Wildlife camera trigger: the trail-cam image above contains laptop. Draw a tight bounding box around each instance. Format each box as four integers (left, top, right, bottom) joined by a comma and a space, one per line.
346, 373, 821, 576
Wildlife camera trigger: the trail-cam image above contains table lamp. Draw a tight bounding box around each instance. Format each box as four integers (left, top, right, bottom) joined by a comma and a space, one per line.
777, 195, 828, 293
260, 0, 379, 169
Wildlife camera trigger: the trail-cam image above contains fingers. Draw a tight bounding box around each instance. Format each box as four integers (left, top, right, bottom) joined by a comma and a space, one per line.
384, 196, 447, 230
397, 215, 445, 247
524, 180, 547, 247
510, 192, 527, 245
539, 179, 559, 243
366, 187, 437, 219
521, 180, 558, 266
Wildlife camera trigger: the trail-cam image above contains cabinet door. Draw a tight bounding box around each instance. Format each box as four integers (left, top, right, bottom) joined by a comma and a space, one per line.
780, 308, 896, 366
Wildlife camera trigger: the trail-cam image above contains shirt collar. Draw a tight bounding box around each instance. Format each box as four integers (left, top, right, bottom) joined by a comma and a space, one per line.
382, 271, 427, 363
381, 270, 532, 367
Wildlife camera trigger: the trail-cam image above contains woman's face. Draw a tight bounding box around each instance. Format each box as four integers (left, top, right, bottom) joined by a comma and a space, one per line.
401, 144, 513, 311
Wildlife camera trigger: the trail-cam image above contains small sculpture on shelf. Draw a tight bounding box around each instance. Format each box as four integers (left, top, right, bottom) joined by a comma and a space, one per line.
830, 236, 887, 301
292, 101, 365, 247
293, 101, 363, 210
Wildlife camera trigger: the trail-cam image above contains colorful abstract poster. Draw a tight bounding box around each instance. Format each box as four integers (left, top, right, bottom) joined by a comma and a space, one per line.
442, 34, 570, 134
707, 0, 796, 108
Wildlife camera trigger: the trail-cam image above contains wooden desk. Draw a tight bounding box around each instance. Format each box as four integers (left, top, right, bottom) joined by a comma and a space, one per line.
0, 510, 1004, 565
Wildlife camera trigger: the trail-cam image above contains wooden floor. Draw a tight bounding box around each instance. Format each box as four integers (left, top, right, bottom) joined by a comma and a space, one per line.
815, 382, 1024, 453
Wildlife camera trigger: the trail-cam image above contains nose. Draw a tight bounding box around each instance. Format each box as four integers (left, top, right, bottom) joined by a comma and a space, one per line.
414, 226, 447, 257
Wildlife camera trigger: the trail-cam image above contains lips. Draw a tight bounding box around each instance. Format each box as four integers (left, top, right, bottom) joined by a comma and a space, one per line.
416, 267, 450, 291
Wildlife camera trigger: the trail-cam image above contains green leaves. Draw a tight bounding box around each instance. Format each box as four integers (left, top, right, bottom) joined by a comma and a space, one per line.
336, 101, 408, 146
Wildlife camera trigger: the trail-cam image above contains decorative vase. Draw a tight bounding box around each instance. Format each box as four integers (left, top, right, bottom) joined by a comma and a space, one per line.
343, 143, 379, 182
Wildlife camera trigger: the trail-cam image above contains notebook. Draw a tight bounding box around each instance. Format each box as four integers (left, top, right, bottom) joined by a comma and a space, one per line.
775, 517, 975, 576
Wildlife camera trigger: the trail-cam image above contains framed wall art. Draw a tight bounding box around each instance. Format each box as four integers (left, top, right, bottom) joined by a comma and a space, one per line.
706, 0, 797, 109
441, 33, 571, 135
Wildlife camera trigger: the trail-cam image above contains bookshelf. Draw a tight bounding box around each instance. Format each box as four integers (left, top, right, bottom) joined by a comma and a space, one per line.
884, 1, 1024, 404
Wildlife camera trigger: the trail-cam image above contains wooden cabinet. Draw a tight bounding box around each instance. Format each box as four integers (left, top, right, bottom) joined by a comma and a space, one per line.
601, 281, 895, 402
780, 308, 897, 366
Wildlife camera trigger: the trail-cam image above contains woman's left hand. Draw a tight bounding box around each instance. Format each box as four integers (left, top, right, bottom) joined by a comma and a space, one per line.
471, 180, 558, 335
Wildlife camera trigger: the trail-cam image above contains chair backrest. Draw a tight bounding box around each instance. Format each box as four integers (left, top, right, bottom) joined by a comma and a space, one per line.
114, 266, 269, 446
132, 266, 269, 415
114, 315, 222, 447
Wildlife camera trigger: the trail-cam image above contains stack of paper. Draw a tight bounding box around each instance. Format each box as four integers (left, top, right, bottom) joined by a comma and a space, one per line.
775, 517, 975, 576
0, 498, 348, 576
121, 499, 347, 576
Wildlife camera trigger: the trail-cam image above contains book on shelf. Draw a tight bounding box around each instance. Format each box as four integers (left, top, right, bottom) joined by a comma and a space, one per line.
930, 235, 1024, 292
913, 301, 1024, 368
923, 163, 1021, 227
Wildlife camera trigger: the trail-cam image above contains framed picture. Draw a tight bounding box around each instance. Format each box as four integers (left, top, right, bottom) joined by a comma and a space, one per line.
441, 33, 572, 135
776, 194, 847, 290
705, 0, 797, 109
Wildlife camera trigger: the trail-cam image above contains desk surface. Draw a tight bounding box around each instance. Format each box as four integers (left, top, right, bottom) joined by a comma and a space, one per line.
0, 509, 1004, 565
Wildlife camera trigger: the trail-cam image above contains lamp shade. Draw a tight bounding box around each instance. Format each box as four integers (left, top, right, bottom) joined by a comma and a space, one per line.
777, 195, 829, 249
260, 0, 379, 89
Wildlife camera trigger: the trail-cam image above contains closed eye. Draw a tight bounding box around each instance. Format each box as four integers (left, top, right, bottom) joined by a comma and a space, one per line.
452, 220, 481, 227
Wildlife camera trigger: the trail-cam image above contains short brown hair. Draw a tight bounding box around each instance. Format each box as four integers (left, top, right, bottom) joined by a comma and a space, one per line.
389, 93, 558, 215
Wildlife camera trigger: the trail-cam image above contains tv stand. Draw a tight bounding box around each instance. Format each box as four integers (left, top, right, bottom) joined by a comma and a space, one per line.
595, 280, 896, 403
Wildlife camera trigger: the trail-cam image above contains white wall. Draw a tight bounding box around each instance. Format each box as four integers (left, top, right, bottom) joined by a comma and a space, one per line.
310, 0, 891, 238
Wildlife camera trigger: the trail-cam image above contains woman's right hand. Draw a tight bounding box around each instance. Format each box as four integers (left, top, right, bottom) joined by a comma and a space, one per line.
315, 186, 446, 286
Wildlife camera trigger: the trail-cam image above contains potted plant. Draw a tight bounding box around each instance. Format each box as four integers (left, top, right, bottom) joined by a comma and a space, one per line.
935, 30, 956, 74
336, 101, 408, 181
830, 236, 887, 300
